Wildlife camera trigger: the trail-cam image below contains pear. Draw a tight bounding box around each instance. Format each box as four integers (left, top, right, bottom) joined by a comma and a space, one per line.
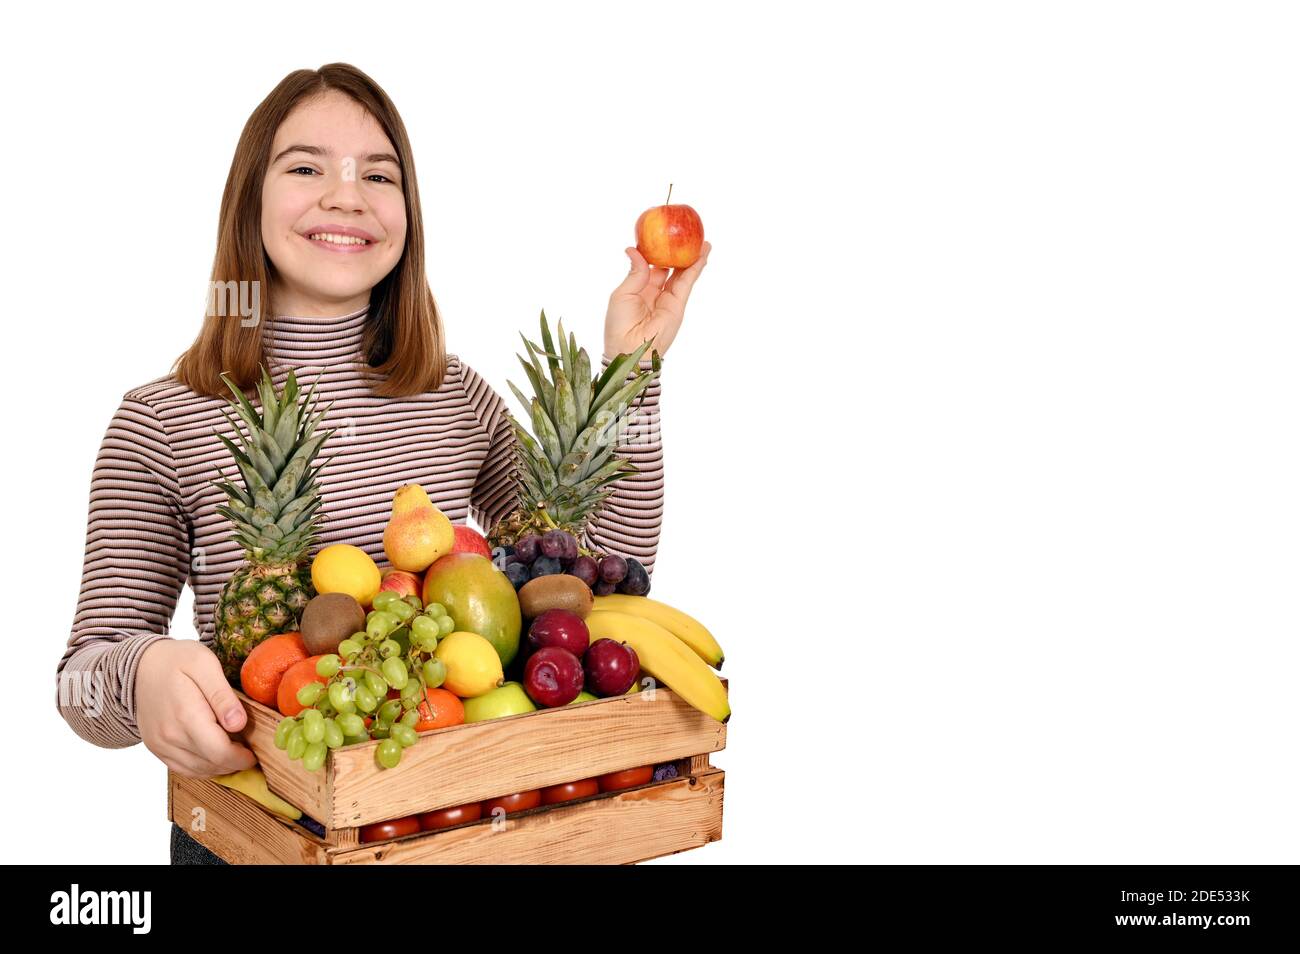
383, 484, 455, 572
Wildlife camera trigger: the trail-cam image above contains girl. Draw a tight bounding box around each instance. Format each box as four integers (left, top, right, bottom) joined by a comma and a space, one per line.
55, 63, 709, 863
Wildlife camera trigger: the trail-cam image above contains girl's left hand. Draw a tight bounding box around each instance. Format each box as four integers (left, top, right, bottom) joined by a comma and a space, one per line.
604, 241, 711, 362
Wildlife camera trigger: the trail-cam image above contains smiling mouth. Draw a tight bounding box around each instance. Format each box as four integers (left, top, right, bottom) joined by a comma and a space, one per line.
303, 231, 376, 249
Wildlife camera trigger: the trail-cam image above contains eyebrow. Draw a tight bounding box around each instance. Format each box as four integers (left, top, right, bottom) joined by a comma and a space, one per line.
272, 144, 401, 167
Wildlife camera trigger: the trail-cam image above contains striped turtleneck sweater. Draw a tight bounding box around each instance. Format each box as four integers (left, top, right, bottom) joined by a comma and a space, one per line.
57, 305, 664, 748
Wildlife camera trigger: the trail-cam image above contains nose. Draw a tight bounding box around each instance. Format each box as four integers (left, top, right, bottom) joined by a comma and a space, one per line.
320, 163, 366, 213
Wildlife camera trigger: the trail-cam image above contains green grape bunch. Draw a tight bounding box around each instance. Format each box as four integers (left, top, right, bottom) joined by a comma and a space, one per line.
272, 589, 456, 771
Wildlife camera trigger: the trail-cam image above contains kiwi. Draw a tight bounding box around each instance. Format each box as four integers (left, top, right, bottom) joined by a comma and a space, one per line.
300, 592, 365, 655
518, 574, 594, 619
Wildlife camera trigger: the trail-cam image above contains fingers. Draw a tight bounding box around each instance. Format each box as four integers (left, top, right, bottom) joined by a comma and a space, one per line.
185, 646, 247, 733
184, 650, 256, 774
610, 247, 651, 298
171, 668, 258, 776
645, 265, 671, 294
150, 710, 248, 778
666, 240, 711, 301
169, 743, 256, 778
188, 715, 258, 775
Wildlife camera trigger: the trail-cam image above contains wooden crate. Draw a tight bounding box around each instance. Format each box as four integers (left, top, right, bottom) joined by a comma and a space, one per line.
168, 680, 727, 864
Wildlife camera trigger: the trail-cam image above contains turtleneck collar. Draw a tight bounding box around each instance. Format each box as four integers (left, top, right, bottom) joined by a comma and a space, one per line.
262, 304, 371, 366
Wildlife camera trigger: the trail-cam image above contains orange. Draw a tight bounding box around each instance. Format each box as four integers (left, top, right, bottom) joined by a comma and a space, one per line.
277, 655, 328, 717
240, 633, 308, 707
414, 688, 465, 732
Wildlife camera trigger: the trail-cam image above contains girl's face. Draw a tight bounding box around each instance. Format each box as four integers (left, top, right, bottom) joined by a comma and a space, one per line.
261, 90, 407, 317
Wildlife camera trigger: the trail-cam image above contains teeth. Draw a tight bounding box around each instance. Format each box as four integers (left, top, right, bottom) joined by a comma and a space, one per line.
307, 232, 370, 245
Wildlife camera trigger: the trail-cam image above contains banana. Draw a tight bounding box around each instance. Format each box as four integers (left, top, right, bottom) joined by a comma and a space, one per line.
592, 594, 725, 669
586, 610, 730, 723
211, 767, 303, 821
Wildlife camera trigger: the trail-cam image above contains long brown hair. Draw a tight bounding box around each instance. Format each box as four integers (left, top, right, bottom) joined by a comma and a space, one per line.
173, 63, 444, 397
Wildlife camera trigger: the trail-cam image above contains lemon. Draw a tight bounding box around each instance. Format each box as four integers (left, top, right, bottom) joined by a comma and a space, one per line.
311, 544, 382, 606
434, 632, 505, 698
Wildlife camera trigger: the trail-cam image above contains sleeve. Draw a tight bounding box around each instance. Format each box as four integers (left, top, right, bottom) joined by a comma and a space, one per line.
55, 396, 191, 748
459, 360, 525, 536
582, 355, 665, 575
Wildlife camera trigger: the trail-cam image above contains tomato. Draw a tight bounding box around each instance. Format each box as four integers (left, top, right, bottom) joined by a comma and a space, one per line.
360, 815, 420, 843
597, 765, 654, 793
481, 790, 542, 817
541, 779, 599, 805
419, 803, 483, 831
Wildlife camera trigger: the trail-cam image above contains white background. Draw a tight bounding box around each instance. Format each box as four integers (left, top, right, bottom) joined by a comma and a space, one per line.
4, 0, 1297, 864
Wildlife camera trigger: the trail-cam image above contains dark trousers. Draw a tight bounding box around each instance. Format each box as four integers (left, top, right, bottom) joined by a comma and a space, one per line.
170, 822, 228, 865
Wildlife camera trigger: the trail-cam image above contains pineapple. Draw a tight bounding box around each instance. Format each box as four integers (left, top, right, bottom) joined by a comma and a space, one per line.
488, 310, 660, 552
211, 367, 334, 682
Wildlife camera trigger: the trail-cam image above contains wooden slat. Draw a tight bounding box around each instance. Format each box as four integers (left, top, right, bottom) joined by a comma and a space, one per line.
238, 695, 332, 823
329, 826, 360, 849
684, 754, 713, 774
328, 769, 725, 865
327, 684, 728, 828
169, 773, 325, 865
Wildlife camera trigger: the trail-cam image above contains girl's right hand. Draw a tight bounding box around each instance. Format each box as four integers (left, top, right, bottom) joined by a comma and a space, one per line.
135, 639, 258, 777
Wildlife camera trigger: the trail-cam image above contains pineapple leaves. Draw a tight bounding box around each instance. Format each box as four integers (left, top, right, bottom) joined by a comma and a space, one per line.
530, 397, 563, 467
573, 341, 591, 424
215, 433, 272, 499
557, 319, 575, 386
497, 311, 663, 539
538, 309, 561, 379
212, 365, 331, 562
553, 369, 578, 450
601, 375, 656, 431
591, 337, 655, 414
218, 375, 285, 480
213, 480, 251, 510
271, 395, 301, 459
570, 457, 635, 499
507, 381, 534, 422
521, 338, 557, 413
512, 420, 550, 468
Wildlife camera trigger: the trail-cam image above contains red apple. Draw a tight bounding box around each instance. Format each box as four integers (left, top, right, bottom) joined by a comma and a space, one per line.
527, 609, 590, 659
378, 568, 421, 600
523, 647, 585, 707
452, 525, 492, 559
635, 185, 704, 268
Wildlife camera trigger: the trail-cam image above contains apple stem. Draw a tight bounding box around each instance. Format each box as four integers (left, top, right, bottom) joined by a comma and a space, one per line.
665, 183, 673, 206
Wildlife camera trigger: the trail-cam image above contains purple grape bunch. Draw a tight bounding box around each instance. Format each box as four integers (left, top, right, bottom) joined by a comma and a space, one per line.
500, 529, 650, 596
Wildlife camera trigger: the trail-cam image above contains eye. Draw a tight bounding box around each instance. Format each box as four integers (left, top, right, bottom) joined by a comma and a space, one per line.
366, 174, 396, 184
289, 166, 318, 176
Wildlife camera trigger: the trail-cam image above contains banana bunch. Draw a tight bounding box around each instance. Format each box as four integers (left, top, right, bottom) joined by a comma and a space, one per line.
588, 595, 729, 723
592, 594, 725, 668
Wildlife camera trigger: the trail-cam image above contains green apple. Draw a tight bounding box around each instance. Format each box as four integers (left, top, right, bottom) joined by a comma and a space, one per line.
463, 681, 537, 723
568, 691, 599, 705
